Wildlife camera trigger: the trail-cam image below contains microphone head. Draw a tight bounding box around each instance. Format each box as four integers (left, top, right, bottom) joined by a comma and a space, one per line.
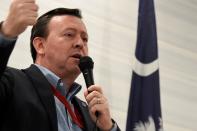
78, 56, 94, 72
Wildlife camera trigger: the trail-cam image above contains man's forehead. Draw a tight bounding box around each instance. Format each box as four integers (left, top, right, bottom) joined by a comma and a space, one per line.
48, 15, 87, 33
50, 15, 85, 27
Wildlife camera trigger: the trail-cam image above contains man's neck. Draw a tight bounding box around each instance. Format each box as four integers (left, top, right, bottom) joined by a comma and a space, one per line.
35, 62, 78, 89
62, 73, 78, 89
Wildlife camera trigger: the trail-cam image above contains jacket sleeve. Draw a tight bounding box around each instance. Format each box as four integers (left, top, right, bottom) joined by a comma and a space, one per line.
0, 33, 16, 76
0, 33, 16, 109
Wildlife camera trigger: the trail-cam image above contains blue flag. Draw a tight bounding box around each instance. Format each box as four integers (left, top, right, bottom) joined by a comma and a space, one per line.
126, 0, 163, 131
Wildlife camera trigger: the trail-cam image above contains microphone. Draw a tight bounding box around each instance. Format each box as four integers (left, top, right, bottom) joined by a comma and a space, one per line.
78, 56, 94, 88
79, 56, 99, 117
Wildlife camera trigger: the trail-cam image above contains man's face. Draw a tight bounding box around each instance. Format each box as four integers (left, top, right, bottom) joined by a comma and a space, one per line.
38, 15, 88, 78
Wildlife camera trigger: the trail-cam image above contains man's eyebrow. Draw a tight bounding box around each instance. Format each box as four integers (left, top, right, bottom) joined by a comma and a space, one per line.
64, 28, 77, 32
64, 28, 88, 37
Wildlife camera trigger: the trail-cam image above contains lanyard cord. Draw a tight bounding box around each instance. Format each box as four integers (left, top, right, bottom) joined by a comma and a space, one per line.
51, 86, 83, 129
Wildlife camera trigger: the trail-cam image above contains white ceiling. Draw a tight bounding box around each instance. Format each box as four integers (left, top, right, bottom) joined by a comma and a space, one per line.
1, 0, 197, 130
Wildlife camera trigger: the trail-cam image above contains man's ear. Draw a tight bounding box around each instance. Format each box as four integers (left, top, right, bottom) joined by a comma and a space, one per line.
33, 37, 45, 55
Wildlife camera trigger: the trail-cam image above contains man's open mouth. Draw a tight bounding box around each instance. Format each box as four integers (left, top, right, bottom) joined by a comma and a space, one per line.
71, 53, 82, 59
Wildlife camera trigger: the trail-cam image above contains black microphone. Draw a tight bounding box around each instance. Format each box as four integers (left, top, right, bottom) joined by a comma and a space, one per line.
79, 56, 99, 117
78, 56, 94, 88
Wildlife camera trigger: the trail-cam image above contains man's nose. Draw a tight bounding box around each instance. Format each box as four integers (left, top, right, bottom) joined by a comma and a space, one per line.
73, 37, 85, 49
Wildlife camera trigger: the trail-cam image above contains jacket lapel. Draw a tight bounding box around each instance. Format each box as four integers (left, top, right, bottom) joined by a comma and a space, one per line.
23, 64, 58, 131
73, 97, 98, 131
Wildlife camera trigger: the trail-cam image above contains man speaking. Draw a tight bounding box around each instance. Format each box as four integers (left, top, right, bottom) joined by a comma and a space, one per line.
0, 0, 120, 131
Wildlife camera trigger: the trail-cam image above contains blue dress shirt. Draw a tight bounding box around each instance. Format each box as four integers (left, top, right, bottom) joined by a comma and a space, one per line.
35, 64, 82, 131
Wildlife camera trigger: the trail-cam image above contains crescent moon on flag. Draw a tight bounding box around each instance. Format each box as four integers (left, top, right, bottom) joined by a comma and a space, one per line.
133, 56, 159, 77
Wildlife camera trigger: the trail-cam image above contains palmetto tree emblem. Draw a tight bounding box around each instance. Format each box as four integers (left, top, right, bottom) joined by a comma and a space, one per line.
133, 116, 163, 131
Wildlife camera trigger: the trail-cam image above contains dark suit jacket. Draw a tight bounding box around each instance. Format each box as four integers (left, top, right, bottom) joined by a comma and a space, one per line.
1, 64, 100, 131
0, 37, 120, 131
0, 37, 95, 131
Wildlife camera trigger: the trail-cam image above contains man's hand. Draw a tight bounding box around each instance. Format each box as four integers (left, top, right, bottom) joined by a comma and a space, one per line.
84, 85, 113, 131
1, 0, 38, 38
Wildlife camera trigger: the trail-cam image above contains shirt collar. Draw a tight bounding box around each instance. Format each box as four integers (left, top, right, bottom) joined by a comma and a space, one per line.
35, 64, 81, 100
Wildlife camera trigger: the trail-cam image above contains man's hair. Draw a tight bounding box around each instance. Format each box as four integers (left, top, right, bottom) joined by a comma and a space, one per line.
30, 8, 82, 62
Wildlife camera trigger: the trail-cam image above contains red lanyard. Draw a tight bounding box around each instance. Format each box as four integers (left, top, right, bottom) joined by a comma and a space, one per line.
51, 86, 84, 129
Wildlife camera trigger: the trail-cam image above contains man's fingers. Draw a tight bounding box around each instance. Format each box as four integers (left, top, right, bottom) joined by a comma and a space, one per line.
18, 3, 39, 12
14, 0, 36, 4
16, 3, 38, 26
24, 10, 38, 17
25, 17, 37, 25
24, 3, 39, 11
25, 0, 36, 3
86, 90, 102, 103
87, 85, 103, 94
88, 97, 106, 108
12, 0, 38, 10
17, 10, 37, 25
3, 0, 39, 37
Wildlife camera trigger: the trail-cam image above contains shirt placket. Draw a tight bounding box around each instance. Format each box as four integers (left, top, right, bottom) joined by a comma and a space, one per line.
57, 81, 74, 130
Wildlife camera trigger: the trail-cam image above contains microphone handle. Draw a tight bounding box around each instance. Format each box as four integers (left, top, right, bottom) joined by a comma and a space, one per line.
82, 69, 99, 117
82, 69, 94, 89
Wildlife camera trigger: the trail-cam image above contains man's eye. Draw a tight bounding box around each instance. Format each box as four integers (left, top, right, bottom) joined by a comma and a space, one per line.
64, 32, 74, 37
83, 37, 88, 42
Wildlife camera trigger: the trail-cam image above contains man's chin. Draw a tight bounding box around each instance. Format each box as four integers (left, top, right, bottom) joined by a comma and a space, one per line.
69, 66, 81, 75
65, 59, 81, 74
